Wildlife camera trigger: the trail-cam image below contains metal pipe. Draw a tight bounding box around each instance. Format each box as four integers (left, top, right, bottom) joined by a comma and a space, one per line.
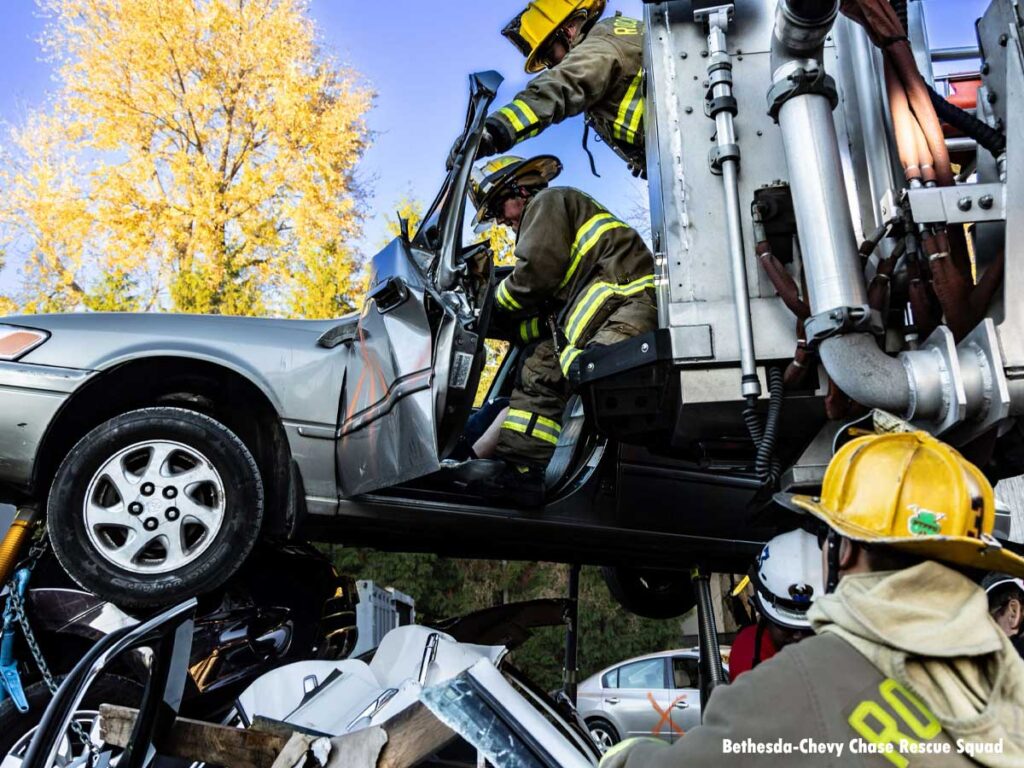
947, 137, 977, 154
562, 563, 580, 704
930, 46, 980, 64
778, 95, 869, 314
707, 11, 761, 400
819, 335, 912, 414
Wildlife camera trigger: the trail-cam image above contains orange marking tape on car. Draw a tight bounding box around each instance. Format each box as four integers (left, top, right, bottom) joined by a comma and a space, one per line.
648, 692, 686, 736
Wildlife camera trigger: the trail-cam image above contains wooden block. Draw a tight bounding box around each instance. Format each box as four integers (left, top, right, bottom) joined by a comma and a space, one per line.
375, 701, 458, 768
99, 704, 290, 768
100, 699, 459, 768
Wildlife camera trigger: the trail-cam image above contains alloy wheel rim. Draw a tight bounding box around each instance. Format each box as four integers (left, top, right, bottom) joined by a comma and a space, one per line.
83, 440, 226, 574
0, 710, 102, 768
589, 725, 615, 753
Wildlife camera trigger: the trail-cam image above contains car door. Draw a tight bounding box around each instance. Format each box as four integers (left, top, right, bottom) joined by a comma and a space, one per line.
334, 71, 503, 497
669, 655, 702, 737
604, 657, 674, 742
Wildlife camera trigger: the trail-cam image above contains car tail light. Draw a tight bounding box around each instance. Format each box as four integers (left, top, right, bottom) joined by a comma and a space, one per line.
0, 325, 49, 360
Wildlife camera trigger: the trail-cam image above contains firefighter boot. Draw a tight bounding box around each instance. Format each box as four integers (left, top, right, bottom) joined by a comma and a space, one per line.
446, 459, 546, 508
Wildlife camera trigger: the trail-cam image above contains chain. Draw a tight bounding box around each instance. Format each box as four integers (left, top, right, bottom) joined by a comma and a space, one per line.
5, 532, 96, 760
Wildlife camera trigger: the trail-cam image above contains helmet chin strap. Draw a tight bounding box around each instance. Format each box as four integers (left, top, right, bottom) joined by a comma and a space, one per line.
825, 530, 841, 594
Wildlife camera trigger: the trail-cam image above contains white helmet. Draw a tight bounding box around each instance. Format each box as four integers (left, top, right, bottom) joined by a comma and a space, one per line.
751, 529, 824, 631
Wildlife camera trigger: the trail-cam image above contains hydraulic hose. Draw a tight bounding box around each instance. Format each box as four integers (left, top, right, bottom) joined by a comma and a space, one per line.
755, 368, 785, 485
928, 85, 1007, 157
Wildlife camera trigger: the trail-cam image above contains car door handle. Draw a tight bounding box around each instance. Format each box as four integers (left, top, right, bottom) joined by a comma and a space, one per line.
368, 276, 409, 314
605, 697, 620, 705
674, 700, 689, 709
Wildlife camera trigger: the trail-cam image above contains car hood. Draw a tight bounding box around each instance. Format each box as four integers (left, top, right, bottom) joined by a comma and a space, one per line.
3, 311, 357, 371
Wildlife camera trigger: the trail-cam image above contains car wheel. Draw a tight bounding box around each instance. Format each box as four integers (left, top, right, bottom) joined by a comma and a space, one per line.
48, 407, 265, 608
601, 566, 697, 619
587, 718, 620, 754
0, 675, 142, 767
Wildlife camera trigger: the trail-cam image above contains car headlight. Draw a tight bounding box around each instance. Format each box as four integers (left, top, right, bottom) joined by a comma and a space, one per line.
0, 325, 49, 361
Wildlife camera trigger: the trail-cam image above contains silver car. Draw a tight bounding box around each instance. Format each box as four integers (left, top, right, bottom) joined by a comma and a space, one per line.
577, 648, 728, 752
0, 70, 771, 613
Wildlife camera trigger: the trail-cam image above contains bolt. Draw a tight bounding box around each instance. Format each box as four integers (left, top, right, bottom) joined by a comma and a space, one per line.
685, 106, 694, 114
957, 197, 973, 212
128, 502, 143, 515
982, 63, 991, 75
586, 362, 596, 372
640, 343, 650, 354
1000, 33, 1009, 46
979, 195, 995, 210
143, 517, 159, 531
700, 51, 708, 58
165, 507, 180, 521
681, 52, 688, 59
988, 91, 999, 105
756, 130, 763, 137
140, 482, 155, 496
163, 486, 178, 499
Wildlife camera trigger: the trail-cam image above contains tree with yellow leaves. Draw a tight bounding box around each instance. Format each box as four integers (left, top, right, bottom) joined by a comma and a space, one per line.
0, 0, 372, 318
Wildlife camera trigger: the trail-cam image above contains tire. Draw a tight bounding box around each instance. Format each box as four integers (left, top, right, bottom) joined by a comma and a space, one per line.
48, 407, 265, 608
601, 566, 697, 619
0, 675, 142, 765
587, 717, 620, 754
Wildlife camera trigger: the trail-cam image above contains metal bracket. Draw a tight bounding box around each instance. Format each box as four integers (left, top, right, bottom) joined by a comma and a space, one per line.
946, 319, 1012, 444
708, 143, 740, 174
905, 183, 1006, 225
692, 2, 735, 24
903, 326, 967, 435
704, 94, 739, 118
804, 305, 882, 345
767, 68, 839, 121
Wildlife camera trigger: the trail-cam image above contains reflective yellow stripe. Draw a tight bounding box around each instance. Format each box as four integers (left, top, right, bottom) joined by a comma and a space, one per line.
496, 279, 523, 311
513, 99, 539, 127
518, 316, 542, 343
498, 106, 526, 134
559, 345, 584, 377
565, 275, 655, 345
499, 100, 542, 140
560, 212, 628, 289
614, 68, 645, 144
502, 408, 561, 445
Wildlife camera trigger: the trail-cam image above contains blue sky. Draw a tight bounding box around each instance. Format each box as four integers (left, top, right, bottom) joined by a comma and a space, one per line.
0, 1, 991, 292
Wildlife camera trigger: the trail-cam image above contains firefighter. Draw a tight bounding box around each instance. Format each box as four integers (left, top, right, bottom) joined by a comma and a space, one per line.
602, 431, 1024, 768
466, 155, 655, 505
729, 529, 822, 680
984, 572, 1024, 657
478, 0, 647, 177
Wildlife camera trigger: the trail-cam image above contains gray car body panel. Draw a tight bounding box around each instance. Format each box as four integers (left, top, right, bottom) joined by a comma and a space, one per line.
0, 71, 498, 517
0, 362, 96, 486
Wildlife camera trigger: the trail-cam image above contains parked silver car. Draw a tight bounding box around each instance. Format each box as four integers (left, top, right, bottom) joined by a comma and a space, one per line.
577, 648, 729, 752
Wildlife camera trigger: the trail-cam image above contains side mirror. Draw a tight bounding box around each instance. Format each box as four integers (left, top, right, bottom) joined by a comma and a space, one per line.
368, 276, 410, 314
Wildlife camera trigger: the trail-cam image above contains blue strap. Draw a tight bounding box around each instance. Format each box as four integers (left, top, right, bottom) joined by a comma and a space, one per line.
0, 569, 32, 712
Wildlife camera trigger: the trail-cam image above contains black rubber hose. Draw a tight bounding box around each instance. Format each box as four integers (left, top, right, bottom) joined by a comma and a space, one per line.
743, 398, 764, 446
928, 85, 1006, 157
755, 367, 785, 485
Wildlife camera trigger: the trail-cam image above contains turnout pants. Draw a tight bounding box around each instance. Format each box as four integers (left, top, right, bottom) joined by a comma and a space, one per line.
496, 293, 657, 465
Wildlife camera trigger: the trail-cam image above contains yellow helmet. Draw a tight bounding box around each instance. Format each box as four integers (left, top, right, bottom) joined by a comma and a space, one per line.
781, 431, 1024, 578
502, 0, 607, 74
469, 155, 562, 230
